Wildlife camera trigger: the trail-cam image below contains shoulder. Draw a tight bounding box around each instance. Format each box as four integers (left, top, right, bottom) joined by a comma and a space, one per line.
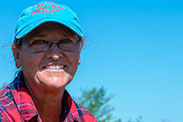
74, 102, 98, 122
0, 85, 13, 121
63, 90, 98, 122
0, 84, 15, 109
0, 85, 12, 106
0, 84, 21, 121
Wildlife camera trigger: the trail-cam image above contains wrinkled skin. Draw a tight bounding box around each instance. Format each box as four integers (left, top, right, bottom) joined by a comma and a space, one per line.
12, 22, 83, 121
13, 22, 82, 93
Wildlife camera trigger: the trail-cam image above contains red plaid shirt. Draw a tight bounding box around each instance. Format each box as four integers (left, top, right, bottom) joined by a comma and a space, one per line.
0, 72, 98, 122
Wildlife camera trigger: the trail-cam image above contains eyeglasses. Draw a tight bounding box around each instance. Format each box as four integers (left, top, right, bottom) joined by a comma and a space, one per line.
19, 39, 81, 53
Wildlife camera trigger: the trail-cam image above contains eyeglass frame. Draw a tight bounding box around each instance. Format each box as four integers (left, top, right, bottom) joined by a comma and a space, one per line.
14, 38, 83, 53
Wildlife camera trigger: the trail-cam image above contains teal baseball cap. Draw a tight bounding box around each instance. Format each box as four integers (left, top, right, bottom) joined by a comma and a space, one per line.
15, 1, 83, 39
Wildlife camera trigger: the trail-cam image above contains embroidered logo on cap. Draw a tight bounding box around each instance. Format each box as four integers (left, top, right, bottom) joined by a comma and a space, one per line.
31, 2, 64, 15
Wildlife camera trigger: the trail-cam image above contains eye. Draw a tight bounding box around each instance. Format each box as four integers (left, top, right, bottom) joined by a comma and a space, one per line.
59, 39, 72, 44
58, 39, 76, 51
30, 39, 48, 45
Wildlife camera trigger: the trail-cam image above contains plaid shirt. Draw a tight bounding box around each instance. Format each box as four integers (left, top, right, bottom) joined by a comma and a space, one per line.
0, 72, 98, 122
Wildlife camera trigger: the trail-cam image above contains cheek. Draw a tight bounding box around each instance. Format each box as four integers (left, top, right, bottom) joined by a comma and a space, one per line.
67, 52, 80, 66
20, 52, 42, 71
65, 52, 80, 74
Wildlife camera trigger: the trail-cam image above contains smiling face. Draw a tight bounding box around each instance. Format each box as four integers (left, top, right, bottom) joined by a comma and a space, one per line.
12, 22, 83, 92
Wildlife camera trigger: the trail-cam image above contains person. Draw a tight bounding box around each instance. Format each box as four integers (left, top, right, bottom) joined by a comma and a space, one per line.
0, 1, 98, 122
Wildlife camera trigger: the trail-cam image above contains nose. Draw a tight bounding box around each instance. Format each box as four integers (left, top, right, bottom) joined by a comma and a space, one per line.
46, 43, 63, 60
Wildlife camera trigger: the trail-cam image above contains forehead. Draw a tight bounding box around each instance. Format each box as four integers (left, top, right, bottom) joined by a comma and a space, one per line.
23, 22, 77, 39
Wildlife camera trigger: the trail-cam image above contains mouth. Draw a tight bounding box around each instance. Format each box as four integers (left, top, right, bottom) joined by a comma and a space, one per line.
43, 65, 66, 70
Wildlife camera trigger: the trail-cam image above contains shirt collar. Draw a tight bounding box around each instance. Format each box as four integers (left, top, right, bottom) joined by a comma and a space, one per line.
10, 71, 80, 122
10, 71, 38, 121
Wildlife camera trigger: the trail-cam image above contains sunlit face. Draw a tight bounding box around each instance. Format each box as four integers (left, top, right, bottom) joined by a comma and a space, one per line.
13, 22, 82, 92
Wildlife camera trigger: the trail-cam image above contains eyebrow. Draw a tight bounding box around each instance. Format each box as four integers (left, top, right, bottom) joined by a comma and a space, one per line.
30, 33, 47, 38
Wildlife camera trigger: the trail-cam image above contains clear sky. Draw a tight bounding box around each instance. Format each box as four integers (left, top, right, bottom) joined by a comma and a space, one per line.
0, 0, 183, 122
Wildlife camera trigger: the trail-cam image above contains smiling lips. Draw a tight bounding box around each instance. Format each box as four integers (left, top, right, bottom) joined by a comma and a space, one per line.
43, 65, 65, 69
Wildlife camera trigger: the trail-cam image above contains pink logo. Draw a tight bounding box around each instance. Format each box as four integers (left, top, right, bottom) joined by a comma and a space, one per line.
31, 2, 64, 15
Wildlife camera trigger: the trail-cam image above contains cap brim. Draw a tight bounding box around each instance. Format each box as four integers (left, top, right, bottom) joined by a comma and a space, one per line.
16, 19, 83, 39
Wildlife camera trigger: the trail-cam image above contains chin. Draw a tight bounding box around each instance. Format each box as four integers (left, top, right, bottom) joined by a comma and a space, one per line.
36, 71, 73, 89
40, 76, 71, 87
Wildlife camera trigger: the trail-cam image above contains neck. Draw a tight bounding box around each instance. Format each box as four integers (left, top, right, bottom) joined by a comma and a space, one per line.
25, 81, 65, 122
34, 95, 63, 122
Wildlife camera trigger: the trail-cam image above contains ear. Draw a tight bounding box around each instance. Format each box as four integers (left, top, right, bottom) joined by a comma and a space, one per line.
78, 59, 81, 65
12, 44, 22, 68
78, 43, 83, 65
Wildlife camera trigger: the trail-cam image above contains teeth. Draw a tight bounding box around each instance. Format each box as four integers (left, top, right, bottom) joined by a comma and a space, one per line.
45, 65, 64, 69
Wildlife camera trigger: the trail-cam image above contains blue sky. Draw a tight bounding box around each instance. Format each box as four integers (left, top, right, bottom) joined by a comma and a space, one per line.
0, 0, 183, 122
